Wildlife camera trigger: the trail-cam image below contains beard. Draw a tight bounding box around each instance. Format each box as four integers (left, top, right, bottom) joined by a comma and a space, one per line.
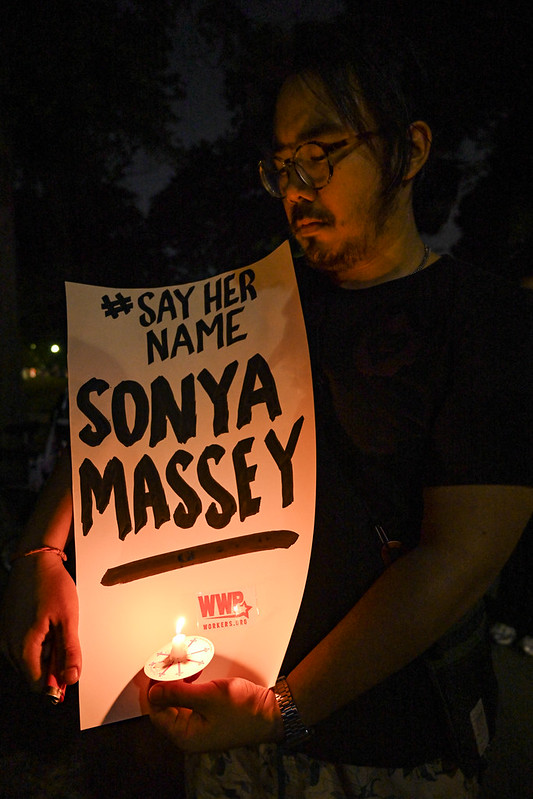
292, 186, 400, 281
303, 234, 376, 279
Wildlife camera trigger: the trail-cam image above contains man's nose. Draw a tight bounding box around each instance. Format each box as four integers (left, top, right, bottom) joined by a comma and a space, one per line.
284, 166, 317, 204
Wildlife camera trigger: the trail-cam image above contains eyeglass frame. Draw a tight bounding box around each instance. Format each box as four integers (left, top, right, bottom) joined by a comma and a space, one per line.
258, 131, 379, 199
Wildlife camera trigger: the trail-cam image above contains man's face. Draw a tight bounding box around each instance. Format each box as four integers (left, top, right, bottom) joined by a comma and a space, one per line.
273, 74, 403, 282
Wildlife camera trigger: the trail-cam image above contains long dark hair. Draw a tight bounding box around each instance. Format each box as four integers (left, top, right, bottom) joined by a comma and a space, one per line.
262, 18, 431, 199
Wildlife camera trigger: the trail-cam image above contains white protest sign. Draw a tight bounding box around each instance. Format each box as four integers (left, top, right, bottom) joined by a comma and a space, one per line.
66, 241, 316, 730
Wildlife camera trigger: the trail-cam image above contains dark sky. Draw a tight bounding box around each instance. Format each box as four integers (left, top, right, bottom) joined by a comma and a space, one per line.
124, 0, 531, 259
173, 0, 345, 146
123, 0, 345, 211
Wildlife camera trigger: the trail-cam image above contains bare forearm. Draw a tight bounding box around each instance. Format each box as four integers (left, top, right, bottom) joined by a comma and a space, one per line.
288, 485, 533, 728
17, 450, 73, 551
287, 545, 477, 726
144, 486, 531, 754
145, 537, 499, 754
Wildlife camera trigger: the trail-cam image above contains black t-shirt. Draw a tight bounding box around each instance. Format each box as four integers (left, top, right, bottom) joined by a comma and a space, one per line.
281, 255, 532, 766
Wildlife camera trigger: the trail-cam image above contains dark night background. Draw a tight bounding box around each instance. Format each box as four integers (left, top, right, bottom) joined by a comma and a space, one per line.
0, 1, 532, 796
1, 0, 532, 436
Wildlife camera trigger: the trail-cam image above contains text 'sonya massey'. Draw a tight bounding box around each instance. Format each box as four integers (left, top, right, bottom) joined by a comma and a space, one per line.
75, 269, 305, 540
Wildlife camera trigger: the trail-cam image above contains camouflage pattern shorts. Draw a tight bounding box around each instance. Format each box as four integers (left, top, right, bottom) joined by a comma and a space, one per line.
184, 744, 480, 798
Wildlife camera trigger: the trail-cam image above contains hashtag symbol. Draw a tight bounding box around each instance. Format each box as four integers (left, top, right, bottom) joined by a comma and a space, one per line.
101, 293, 134, 319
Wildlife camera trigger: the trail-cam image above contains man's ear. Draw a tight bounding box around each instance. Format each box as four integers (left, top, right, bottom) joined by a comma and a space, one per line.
404, 121, 432, 182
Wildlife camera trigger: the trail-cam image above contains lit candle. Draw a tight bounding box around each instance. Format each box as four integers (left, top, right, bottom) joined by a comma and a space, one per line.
169, 617, 188, 662
144, 624, 215, 682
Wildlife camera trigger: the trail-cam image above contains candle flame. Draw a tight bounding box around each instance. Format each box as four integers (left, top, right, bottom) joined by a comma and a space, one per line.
175, 617, 185, 635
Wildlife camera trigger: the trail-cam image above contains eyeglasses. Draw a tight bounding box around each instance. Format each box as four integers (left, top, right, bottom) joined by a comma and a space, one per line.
258, 132, 377, 199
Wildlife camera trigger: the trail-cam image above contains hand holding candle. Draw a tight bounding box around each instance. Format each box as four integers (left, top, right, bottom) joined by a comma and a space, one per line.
144, 617, 214, 682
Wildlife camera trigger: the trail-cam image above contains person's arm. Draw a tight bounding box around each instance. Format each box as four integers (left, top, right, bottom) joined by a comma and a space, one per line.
148, 483, 532, 751
0, 451, 81, 690
287, 484, 531, 724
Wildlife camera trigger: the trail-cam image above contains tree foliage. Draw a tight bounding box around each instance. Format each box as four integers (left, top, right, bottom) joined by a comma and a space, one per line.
0, 0, 188, 436
149, 1, 533, 281
0, 0, 186, 340
2, 0, 532, 342
1, 0, 184, 181
147, 137, 287, 283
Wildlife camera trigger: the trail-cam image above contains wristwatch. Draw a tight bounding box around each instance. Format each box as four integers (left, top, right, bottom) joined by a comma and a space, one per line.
273, 676, 313, 748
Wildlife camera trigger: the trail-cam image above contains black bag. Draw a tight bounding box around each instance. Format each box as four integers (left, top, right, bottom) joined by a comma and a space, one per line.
424, 600, 498, 778
375, 522, 498, 777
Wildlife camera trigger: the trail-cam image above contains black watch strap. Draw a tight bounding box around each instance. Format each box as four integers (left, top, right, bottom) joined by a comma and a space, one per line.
273, 676, 313, 748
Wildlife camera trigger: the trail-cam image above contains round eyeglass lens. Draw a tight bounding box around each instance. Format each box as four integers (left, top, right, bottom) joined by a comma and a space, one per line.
294, 142, 331, 187
260, 142, 333, 198
259, 160, 285, 198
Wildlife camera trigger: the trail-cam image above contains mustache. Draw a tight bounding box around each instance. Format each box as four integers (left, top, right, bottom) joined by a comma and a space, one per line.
290, 204, 335, 230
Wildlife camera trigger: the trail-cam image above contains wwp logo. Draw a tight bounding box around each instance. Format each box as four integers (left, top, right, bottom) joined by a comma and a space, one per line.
197, 590, 254, 630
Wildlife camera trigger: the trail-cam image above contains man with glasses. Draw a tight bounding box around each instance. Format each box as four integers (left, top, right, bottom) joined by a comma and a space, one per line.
2, 19, 531, 799
147, 22, 531, 798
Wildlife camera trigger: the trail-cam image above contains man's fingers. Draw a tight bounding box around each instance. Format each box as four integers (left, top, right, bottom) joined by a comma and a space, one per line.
148, 681, 188, 707
150, 705, 203, 750
149, 680, 207, 710
22, 631, 48, 687
62, 648, 81, 684
61, 636, 82, 684
151, 705, 183, 732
